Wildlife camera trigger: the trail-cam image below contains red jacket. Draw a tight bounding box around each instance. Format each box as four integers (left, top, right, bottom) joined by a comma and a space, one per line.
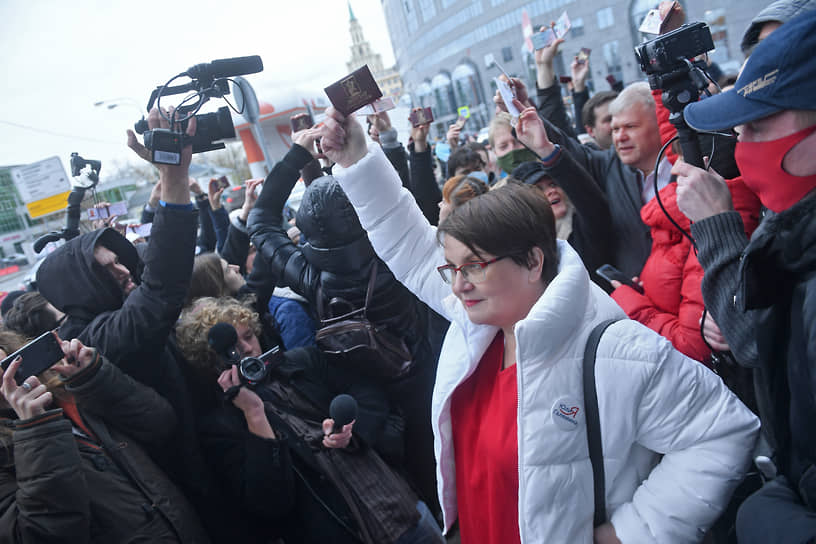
612, 180, 760, 362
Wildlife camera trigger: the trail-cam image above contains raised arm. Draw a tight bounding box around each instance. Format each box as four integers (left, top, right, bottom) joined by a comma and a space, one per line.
407, 111, 442, 225
319, 108, 453, 318
247, 129, 322, 300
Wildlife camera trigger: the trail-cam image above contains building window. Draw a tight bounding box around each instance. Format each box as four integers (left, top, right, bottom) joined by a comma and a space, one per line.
431, 72, 456, 116
441, 0, 457, 7
418, 0, 437, 22
502, 46, 513, 62
403, 0, 418, 33
491, 0, 506, 5
597, 7, 614, 30
571, 17, 585, 37
602, 40, 623, 83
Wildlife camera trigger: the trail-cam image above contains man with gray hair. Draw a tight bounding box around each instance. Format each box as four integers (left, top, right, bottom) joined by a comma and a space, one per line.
513, 80, 668, 282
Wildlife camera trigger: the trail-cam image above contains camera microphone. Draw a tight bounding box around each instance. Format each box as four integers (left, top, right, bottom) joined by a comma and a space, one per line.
186, 55, 264, 81
207, 322, 241, 365
329, 394, 358, 433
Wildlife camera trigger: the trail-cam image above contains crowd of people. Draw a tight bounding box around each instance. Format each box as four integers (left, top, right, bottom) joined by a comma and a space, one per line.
0, 0, 814, 542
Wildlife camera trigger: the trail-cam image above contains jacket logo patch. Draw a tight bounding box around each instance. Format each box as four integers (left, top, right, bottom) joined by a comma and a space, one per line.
552, 397, 583, 431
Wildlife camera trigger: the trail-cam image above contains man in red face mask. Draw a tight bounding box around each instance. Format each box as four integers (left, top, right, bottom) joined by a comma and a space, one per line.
673, 10, 816, 543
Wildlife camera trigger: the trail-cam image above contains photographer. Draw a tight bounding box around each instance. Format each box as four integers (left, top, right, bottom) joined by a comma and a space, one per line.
0, 331, 208, 543
672, 12, 816, 542
175, 297, 443, 544
35, 107, 222, 537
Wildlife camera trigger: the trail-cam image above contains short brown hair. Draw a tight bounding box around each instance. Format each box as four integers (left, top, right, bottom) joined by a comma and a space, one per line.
582, 91, 617, 130
187, 253, 227, 306
438, 183, 558, 283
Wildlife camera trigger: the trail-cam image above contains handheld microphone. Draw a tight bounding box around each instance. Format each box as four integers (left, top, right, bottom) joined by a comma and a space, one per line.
329, 394, 358, 434
207, 322, 241, 365
187, 55, 263, 81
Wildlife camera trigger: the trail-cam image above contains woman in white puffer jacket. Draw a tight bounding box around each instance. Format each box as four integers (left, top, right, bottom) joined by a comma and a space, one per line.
318, 107, 759, 544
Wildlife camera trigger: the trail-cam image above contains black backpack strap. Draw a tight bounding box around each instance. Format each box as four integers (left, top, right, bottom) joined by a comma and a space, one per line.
317, 262, 379, 322
583, 318, 618, 527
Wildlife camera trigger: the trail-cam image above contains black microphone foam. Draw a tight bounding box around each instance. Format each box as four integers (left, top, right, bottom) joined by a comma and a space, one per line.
187, 55, 263, 80
329, 394, 358, 433
208, 322, 240, 363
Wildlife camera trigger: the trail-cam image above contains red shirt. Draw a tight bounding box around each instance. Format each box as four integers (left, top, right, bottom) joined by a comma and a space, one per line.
450, 331, 521, 544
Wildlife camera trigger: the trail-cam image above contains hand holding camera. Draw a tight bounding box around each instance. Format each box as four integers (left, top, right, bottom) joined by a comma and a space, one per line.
292, 126, 324, 158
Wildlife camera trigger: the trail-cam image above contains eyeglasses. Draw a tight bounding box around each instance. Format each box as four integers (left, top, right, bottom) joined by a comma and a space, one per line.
437, 255, 510, 284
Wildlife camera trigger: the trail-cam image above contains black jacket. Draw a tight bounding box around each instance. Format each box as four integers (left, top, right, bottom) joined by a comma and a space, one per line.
35, 208, 226, 539
0, 357, 208, 543
543, 150, 615, 290
407, 141, 442, 226
539, 119, 652, 277
197, 346, 410, 543
248, 144, 441, 511
736, 194, 816, 486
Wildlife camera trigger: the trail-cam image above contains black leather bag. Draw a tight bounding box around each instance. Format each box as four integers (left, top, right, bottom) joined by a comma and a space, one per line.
315, 263, 413, 380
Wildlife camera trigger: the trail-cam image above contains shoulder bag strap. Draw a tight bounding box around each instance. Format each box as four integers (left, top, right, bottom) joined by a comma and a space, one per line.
583, 318, 618, 527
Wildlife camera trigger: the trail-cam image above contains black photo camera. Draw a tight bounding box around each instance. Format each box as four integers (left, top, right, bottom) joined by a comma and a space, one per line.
134, 55, 263, 165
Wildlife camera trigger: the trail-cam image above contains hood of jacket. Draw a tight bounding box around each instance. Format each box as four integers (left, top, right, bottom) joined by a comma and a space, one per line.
296, 176, 373, 251
37, 228, 141, 320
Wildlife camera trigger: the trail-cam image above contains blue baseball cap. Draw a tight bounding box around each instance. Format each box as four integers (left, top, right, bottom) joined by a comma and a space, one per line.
684, 9, 816, 132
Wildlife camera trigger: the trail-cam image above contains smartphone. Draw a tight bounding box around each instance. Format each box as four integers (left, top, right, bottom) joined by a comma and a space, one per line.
576, 47, 591, 64
595, 264, 644, 294
290, 113, 314, 132
1, 330, 64, 385
217, 176, 230, 191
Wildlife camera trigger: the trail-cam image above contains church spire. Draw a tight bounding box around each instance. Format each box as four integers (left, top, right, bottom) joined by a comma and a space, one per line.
348, 1, 356, 22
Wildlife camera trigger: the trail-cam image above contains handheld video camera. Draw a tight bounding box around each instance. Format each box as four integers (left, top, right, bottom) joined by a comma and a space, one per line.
634, 22, 715, 167
207, 322, 282, 388
33, 152, 102, 254
134, 56, 264, 165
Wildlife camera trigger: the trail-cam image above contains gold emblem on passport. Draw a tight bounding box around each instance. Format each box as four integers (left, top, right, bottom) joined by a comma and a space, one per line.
324, 65, 383, 116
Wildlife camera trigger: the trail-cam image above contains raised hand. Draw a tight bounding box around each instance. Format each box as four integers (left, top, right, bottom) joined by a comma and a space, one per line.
208, 178, 225, 210
51, 338, 99, 380
513, 103, 555, 157
319, 107, 368, 169
0, 357, 53, 420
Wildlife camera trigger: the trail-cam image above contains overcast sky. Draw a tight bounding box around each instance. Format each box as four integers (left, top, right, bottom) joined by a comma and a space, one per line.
0, 0, 395, 173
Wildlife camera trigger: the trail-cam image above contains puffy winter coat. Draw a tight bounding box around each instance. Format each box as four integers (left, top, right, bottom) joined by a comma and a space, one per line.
333, 144, 760, 543
248, 144, 442, 509
611, 180, 760, 362
0, 357, 208, 543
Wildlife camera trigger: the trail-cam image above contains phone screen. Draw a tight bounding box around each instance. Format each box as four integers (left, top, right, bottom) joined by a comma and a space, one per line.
1, 331, 64, 385
217, 176, 230, 190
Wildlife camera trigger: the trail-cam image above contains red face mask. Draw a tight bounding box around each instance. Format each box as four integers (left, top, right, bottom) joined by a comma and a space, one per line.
735, 124, 816, 213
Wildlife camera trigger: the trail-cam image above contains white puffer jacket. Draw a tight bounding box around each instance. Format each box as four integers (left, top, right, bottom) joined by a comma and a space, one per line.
333, 145, 759, 543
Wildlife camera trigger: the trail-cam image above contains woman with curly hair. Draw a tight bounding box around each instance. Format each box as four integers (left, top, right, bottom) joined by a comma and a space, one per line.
176, 297, 443, 544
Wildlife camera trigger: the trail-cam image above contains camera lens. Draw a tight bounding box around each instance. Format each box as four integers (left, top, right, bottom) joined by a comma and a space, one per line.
239, 357, 266, 383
